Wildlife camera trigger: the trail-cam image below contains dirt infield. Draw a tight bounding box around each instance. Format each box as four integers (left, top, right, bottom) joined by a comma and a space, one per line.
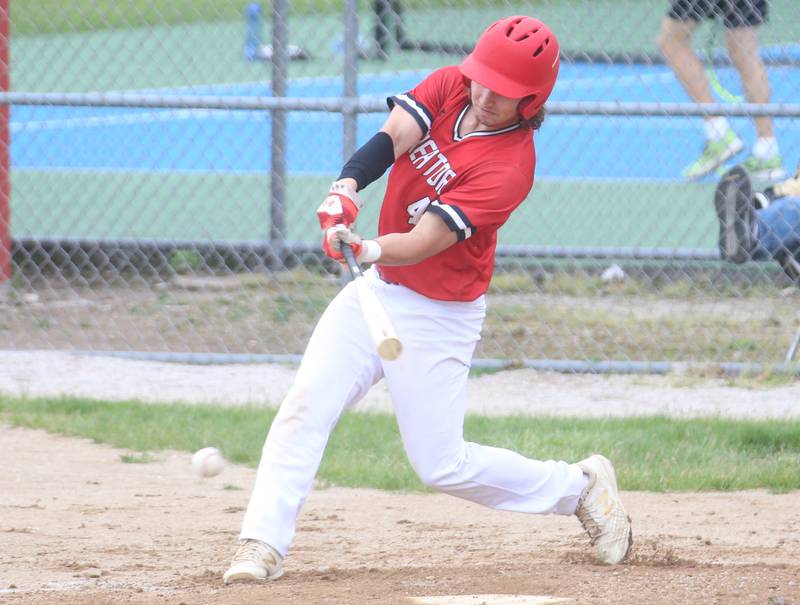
2, 425, 798, 605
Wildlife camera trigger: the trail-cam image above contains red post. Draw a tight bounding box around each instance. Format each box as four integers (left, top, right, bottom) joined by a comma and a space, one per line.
0, 0, 9, 284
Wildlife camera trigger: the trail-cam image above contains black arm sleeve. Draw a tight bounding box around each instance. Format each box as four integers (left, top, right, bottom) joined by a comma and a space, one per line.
338, 131, 396, 191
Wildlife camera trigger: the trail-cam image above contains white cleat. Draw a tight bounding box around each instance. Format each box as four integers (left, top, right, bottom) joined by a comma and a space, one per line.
223, 539, 284, 584
575, 454, 633, 564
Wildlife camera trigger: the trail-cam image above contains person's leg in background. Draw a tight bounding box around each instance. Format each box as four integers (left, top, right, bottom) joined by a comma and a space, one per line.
659, 9, 744, 179
723, 1, 785, 181
373, 0, 408, 57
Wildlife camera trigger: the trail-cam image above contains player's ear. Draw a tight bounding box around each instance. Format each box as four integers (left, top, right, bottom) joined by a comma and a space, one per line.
462, 76, 471, 93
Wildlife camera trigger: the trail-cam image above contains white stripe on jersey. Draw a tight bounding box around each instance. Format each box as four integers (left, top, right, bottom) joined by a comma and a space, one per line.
395, 94, 432, 131
432, 200, 473, 240
452, 105, 520, 142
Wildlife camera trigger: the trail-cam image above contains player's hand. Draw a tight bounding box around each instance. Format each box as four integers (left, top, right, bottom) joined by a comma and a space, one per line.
317, 182, 362, 231
322, 224, 363, 262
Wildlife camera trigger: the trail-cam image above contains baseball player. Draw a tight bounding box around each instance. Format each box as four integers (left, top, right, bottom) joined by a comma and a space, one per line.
224, 15, 632, 584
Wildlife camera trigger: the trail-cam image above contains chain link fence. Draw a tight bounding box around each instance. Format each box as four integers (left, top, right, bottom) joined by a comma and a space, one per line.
3, 0, 800, 371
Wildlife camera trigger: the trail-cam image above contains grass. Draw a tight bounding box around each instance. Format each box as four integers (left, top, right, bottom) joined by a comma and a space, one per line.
2, 395, 798, 493
632, 365, 800, 389
6, 1, 632, 36
5, 263, 798, 363
13, 0, 797, 53
11, 0, 501, 35
478, 273, 800, 362
120, 452, 156, 464
11, 1, 324, 35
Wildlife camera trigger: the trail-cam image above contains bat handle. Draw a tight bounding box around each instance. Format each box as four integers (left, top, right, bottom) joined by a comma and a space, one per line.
340, 242, 363, 279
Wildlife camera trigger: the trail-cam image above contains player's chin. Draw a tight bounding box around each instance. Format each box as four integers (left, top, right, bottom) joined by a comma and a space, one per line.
476, 107, 514, 129
476, 110, 500, 127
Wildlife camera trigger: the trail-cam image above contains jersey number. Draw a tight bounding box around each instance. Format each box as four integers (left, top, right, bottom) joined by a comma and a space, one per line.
406, 196, 432, 225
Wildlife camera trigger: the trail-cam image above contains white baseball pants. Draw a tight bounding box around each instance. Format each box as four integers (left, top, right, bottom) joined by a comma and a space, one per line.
240, 268, 587, 556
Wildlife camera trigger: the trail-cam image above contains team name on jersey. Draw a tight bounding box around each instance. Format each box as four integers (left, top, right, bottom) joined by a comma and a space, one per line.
408, 136, 456, 194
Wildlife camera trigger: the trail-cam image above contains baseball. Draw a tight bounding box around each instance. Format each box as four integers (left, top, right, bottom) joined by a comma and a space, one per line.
192, 447, 226, 478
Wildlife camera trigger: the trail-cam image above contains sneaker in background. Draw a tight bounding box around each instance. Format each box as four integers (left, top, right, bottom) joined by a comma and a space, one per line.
683, 129, 744, 180
741, 154, 786, 182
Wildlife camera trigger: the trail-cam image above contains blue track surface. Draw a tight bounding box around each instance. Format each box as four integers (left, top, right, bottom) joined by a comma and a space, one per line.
11, 62, 800, 181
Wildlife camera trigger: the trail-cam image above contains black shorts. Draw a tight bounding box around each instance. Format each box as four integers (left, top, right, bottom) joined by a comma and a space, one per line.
667, 0, 768, 28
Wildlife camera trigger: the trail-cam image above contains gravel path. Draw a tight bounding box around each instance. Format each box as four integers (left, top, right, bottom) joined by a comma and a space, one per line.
1, 350, 798, 419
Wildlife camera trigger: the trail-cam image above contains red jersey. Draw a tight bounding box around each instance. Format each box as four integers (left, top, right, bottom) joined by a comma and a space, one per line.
377, 66, 536, 301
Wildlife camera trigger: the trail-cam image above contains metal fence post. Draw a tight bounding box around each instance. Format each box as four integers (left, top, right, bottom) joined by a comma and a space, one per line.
0, 0, 9, 285
342, 0, 359, 161
339, 0, 360, 287
270, 0, 288, 265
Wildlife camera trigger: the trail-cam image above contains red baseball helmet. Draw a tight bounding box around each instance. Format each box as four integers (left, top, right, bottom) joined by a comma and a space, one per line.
460, 16, 560, 119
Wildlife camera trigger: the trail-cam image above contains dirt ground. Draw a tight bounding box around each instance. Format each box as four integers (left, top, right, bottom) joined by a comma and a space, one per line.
2, 424, 798, 605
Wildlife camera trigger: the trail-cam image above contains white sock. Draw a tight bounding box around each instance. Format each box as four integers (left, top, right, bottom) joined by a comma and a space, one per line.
752, 137, 779, 159
704, 117, 731, 140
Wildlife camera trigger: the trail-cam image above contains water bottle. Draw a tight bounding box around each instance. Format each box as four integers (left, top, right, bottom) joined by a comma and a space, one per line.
244, 3, 263, 61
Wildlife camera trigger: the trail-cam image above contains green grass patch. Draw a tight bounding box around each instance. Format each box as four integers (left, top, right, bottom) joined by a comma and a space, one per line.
2, 395, 799, 493
467, 365, 511, 378
120, 452, 156, 464
667, 365, 800, 389
168, 250, 204, 275
12, 1, 332, 35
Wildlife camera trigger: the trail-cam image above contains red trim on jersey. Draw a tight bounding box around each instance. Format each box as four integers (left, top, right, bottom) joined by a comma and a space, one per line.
377, 66, 536, 301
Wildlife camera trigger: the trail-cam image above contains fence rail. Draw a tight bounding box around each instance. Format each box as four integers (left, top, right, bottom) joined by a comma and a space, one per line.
6, 92, 800, 118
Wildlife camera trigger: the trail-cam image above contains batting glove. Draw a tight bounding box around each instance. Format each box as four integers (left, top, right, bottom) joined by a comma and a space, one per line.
317, 182, 362, 231
322, 224, 381, 264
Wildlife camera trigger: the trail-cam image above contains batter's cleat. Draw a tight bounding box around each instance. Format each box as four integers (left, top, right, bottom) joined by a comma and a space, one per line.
223, 539, 284, 584
682, 129, 744, 180
575, 455, 633, 565
714, 165, 757, 264
741, 154, 786, 182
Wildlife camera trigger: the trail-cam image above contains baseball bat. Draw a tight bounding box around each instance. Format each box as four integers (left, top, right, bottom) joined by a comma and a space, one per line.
341, 244, 403, 361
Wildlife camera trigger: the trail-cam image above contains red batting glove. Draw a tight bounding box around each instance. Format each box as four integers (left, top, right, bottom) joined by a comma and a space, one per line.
316, 182, 362, 231
322, 224, 363, 262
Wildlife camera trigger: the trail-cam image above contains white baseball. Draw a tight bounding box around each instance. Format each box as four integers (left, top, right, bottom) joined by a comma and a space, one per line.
192, 447, 225, 478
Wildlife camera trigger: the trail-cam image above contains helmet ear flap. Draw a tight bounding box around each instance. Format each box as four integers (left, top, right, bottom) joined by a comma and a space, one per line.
518, 95, 538, 120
